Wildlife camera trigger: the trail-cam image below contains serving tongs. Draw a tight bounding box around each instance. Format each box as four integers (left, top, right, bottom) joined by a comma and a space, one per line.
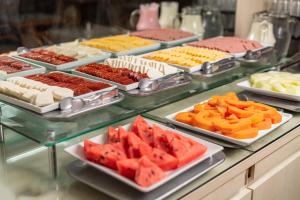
138, 72, 190, 93
238, 46, 273, 63
192, 57, 236, 77
39, 89, 124, 120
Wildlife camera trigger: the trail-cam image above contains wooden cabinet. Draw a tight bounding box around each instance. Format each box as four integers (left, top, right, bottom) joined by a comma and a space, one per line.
187, 134, 300, 200
249, 149, 300, 200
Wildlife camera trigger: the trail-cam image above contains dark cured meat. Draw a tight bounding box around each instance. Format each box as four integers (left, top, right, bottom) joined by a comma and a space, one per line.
20, 49, 76, 65
27, 72, 111, 96
0, 56, 33, 74
76, 63, 149, 85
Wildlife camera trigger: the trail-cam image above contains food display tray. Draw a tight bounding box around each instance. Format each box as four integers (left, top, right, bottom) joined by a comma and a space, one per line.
158, 35, 199, 47
13, 50, 111, 71
236, 80, 300, 102
0, 57, 46, 80
0, 71, 117, 114
108, 43, 161, 57
72, 69, 187, 92
64, 118, 224, 192
67, 151, 224, 200
238, 91, 300, 113
141, 48, 234, 74
165, 105, 292, 146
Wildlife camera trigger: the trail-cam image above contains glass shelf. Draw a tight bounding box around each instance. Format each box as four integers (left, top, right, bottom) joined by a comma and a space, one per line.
0, 62, 271, 147
0, 104, 138, 146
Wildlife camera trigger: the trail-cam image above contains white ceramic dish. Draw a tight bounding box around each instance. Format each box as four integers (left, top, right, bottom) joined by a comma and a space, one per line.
165, 105, 292, 146
236, 80, 300, 102
141, 47, 232, 74
64, 118, 224, 192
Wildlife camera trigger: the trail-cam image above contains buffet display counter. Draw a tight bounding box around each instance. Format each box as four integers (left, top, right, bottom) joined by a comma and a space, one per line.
0, 79, 299, 200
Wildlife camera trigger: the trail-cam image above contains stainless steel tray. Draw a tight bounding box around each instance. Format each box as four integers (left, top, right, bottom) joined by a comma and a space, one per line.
0, 71, 117, 114
67, 151, 225, 200
238, 91, 300, 113
158, 35, 199, 47
0, 57, 46, 80
13, 47, 111, 71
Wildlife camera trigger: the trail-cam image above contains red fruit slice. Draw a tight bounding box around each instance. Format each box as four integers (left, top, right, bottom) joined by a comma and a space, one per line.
153, 125, 171, 153
117, 159, 139, 180
135, 156, 165, 187
148, 148, 178, 171
83, 140, 100, 163
131, 115, 148, 134
84, 144, 127, 170
107, 126, 120, 143
177, 143, 207, 167
127, 132, 152, 158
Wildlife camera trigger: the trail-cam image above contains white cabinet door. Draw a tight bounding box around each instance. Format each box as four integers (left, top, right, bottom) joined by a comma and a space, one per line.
249, 150, 300, 200
230, 188, 252, 200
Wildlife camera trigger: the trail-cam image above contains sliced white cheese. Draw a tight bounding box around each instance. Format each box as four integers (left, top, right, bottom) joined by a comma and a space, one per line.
48, 86, 74, 101
33, 91, 54, 107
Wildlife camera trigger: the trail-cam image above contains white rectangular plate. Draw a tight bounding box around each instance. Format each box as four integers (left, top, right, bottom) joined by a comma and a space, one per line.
0, 71, 116, 114
237, 80, 300, 102
64, 118, 224, 192
165, 106, 292, 146
141, 47, 232, 74
13, 52, 111, 71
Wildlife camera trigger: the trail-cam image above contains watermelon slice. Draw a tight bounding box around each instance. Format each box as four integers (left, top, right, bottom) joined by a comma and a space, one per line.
131, 115, 148, 134
83, 140, 100, 163
135, 156, 165, 187
127, 132, 152, 158
117, 158, 139, 179
84, 144, 127, 170
107, 126, 120, 143
148, 148, 178, 171
153, 125, 171, 153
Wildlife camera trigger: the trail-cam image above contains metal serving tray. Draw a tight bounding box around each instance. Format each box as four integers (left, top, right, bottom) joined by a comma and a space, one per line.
64, 118, 224, 193
238, 91, 300, 113
165, 105, 292, 146
0, 57, 46, 80
157, 35, 199, 47
13, 47, 111, 71
108, 43, 161, 57
67, 151, 225, 200
141, 47, 234, 74
0, 71, 117, 114
236, 80, 300, 102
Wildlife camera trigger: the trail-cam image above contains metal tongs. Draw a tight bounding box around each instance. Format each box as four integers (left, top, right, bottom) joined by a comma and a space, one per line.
200, 57, 236, 75
59, 89, 119, 111
240, 46, 273, 62
138, 72, 187, 93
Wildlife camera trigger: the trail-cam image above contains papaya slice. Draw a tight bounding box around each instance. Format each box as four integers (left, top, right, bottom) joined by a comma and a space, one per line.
213, 118, 252, 132
194, 103, 216, 113
193, 111, 215, 131
227, 105, 254, 118
247, 112, 264, 125
225, 99, 254, 109
224, 128, 259, 139
225, 92, 239, 101
175, 112, 195, 125
253, 118, 272, 130
208, 96, 221, 106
